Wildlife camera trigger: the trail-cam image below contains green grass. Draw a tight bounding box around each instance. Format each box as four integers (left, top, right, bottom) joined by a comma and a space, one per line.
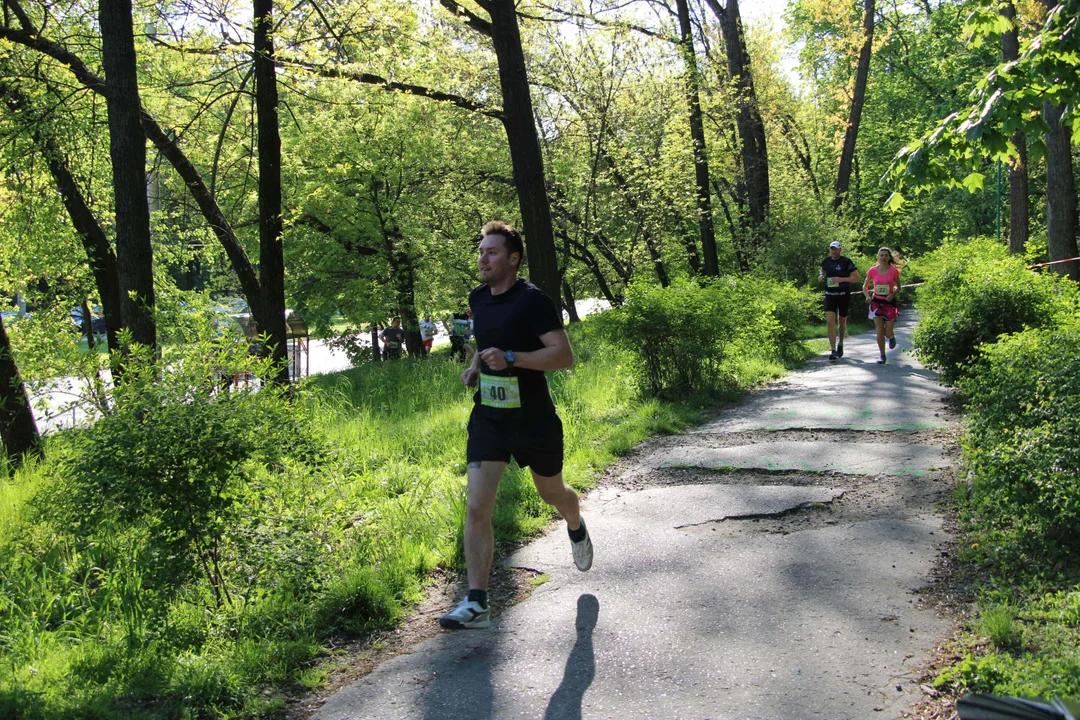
0, 320, 789, 718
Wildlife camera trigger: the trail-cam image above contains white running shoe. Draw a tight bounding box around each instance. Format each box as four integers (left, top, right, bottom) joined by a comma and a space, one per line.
571, 526, 593, 572
438, 598, 490, 629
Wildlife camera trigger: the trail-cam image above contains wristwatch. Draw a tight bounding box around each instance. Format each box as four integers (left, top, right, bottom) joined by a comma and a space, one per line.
505, 350, 516, 368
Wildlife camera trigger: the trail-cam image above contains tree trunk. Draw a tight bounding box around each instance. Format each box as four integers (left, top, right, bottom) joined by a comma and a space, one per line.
676, 0, 718, 276
486, 0, 562, 312
99, 0, 155, 349
834, 0, 875, 212
1043, 102, 1079, 280
1002, 0, 1029, 255
253, 0, 289, 383
41, 136, 123, 355
684, 230, 701, 275
0, 315, 41, 470
370, 326, 382, 362
706, 0, 770, 236
562, 280, 580, 323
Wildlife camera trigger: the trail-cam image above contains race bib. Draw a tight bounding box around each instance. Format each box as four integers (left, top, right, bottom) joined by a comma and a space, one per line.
386, 341, 400, 349
480, 373, 521, 409
874, 283, 891, 296
827, 277, 839, 288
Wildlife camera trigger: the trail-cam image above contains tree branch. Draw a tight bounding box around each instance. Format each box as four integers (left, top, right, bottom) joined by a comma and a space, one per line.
276, 57, 504, 120
439, 0, 494, 36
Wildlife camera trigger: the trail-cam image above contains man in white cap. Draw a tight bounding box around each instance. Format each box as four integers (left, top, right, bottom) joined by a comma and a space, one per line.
818, 241, 860, 360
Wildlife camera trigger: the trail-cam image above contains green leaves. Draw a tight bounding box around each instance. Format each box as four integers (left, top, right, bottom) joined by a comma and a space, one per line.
886, 0, 1080, 203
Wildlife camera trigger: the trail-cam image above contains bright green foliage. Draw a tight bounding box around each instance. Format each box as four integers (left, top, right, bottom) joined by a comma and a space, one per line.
887, 0, 1080, 200
594, 277, 814, 396
960, 312, 1080, 563
43, 338, 320, 604
933, 589, 1080, 698
909, 237, 1074, 383
0, 318, 711, 718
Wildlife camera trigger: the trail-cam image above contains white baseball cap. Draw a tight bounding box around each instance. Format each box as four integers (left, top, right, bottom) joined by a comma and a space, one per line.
829, 241, 842, 248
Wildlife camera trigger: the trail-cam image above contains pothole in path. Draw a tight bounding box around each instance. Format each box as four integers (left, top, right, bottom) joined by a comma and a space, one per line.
670, 471, 954, 537
649, 428, 950, 450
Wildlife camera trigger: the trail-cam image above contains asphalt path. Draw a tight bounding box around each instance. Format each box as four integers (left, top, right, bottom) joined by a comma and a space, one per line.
315, 315, 957, 720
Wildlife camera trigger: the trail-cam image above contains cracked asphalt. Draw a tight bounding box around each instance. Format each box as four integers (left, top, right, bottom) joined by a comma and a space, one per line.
315, 315, 957, 720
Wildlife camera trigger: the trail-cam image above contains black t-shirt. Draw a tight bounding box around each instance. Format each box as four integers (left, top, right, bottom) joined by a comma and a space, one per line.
381, 327, 405, 348
470, 279, 563, 417
821, 255, 857, 294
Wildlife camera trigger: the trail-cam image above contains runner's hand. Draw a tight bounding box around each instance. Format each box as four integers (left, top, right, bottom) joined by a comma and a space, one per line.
461, 367, 479, 387
479, 348, 508, 371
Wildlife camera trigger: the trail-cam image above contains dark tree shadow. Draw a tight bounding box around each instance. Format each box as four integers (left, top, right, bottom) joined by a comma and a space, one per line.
544, 594, 599, 720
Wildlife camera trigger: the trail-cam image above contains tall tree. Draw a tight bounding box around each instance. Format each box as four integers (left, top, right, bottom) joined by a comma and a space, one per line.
675, 0, 718, 276
441, 0, 562, 311
0, 315, 41, 470
253, 0, 289, 382
1001, 0, 1029, 255
834, 0, 875, 212
1042, 101, 1078, 280
705, 0, 770, 247
1036, 0, 1078, 280
98, 0, 155, 348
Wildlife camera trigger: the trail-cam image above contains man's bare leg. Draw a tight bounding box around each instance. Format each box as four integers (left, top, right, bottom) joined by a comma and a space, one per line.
838, 315, 848, 345
465, 460, 506, 592
530, 470, 581, 530
826, 310, 838, 351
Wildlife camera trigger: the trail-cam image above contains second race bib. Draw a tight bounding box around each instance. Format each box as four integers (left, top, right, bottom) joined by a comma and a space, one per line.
874, 283, 891, 296
480, 373, 521, 409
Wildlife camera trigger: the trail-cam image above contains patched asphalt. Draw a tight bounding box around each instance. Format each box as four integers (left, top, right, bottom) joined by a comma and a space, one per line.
314, 315, 956, 720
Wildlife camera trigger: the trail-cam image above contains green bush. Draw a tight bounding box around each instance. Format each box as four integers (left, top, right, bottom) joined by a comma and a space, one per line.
41, 338, 323, 606
910, 237, 1075, 384
594, 277, 812, 396
959, 314, 1080, 563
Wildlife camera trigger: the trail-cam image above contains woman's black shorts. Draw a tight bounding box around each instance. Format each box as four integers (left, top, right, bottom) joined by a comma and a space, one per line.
466, 407, 564, 477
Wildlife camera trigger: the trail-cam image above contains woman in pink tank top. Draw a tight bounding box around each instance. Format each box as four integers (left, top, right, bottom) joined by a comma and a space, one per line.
863, 247, 901, 364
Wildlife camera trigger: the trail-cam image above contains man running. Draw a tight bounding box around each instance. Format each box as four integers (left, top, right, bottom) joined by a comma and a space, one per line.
439, 221, 593, 630
449, 311, 470, 362
818, 241, 860, 360
419, 314, 436, 357
379, 317, 405, 360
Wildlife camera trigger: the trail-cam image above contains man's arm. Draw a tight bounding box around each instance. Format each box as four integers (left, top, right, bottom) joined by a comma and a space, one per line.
479, 328, 573, 372
461, 345, 481, 386
846, 268, 861, 284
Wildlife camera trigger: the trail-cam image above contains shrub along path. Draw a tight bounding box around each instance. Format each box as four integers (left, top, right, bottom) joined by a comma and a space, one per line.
314, 316, 959, 720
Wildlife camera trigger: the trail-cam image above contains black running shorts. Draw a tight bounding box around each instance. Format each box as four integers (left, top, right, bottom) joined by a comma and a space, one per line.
466, 408, 564, 477
824, 292, 850, 317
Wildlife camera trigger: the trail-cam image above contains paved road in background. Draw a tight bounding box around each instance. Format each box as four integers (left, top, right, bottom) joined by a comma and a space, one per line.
315, 315, 957, 720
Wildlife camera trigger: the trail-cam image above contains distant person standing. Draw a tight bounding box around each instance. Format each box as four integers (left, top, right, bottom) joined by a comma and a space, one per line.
819, 241, 860, 361
450, 311, 470, 362
419, 314, 436, 357
380, 317, 405, 360
863, 247, 901, 365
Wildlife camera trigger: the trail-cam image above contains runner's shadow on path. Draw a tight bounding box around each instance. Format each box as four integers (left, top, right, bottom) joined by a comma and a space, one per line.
544, 594, 599, 720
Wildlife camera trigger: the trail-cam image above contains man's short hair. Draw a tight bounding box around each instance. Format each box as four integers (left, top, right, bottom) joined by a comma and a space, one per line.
481, 220, 525, 267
